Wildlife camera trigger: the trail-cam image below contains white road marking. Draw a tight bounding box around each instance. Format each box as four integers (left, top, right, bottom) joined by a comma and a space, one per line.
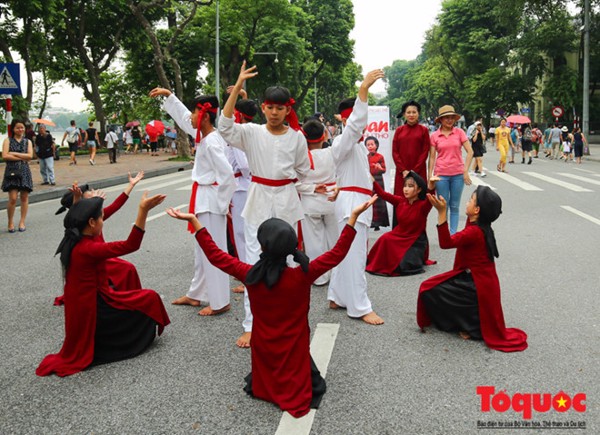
102, 171, 189, 193
561, 206, 600, 226
557, 173, 600, 186
275, 323, 340, 435
573, 167, 595, 174
487, 171, 543, 191
145, 203, 188, 222
144, 177, 192, 191
469, 176, 496, 190
522, 172, 592, 192
177, 184, 192, 191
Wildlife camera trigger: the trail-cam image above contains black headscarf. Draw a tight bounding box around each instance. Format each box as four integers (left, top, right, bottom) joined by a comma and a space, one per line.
405, 170, 427, 200
55, 184, 90, 215
245, 218, 310, 288
475, 186, 502, 261
55, 197, 104, 274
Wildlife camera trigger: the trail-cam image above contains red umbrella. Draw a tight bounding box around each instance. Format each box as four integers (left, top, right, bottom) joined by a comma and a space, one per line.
145, 120, 165, 136
506, 114, 531, 124
32, 118, 56, 127
126, 120, 140, 128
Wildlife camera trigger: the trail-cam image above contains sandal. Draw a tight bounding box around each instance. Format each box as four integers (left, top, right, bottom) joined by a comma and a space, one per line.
18, 227, 26, 232
8, 228, 16, 233
497, 164, 501, 171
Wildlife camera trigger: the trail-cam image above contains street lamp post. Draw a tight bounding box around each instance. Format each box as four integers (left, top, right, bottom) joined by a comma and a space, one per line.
253, 52, 279, 63
582, 0, 590, 153
215, 0, 220, 121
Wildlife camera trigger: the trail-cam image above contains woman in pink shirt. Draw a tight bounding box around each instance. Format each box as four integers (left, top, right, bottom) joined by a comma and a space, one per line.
428, 105, 473, 234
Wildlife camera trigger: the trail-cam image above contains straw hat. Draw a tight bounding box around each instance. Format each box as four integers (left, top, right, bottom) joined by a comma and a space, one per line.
435, 105, 461, 123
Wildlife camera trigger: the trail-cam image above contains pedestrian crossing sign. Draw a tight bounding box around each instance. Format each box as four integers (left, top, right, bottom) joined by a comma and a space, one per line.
0, 63, 21, 95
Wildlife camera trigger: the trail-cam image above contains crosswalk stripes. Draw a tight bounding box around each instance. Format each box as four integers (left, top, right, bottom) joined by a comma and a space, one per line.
144, 177, 191, 191
469, 176, 496, 190
522, 172, 593, 192
556, 173, 600, 186
561, 206, 600, 226
101, 171, 190, 193
572, 167, 595, 174
177, 184, 192, 191
486, 171, 543, 191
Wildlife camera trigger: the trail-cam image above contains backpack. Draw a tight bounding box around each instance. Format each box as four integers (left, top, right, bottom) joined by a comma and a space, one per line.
524, 127, 532, 141
67, 128, 79, 143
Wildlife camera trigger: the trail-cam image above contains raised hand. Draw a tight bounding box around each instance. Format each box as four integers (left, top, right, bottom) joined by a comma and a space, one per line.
236, 60, 258, 85
129, 170, 144, 186
149, 87, 172, 98
139, 191, 166, 211
427, 193, 447, 212
361, 69, 385, 90
351, 195, 378, 217
166, 207, 196, 221
90, 189, 107, 200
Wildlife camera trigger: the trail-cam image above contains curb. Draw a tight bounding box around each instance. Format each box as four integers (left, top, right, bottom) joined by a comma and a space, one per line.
0, 164, 190, 211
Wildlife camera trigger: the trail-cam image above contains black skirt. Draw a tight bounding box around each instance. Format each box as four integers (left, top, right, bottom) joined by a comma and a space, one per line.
93, 294, 157, 365
420, 270, 482, 339
396, 232, 427, 276
244, 356, 327, 410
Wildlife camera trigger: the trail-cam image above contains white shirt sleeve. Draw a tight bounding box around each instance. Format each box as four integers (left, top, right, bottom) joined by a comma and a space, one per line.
163, 94, 197, 139
330, 98, 369, 165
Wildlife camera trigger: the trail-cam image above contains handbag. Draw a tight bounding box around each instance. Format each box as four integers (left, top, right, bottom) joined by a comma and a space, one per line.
6, 166, 23, 181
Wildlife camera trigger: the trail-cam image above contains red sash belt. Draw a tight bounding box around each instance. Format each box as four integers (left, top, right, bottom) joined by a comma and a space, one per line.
234, 172, 242, 178
251, 175, 297, 187
339, 186, 373, 196
188, 181, 218, 233
325, 182, 337, 187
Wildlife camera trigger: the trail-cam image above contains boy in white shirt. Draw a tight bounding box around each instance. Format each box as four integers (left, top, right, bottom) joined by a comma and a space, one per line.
149, 88, 235, 316
218, 61, 311, 347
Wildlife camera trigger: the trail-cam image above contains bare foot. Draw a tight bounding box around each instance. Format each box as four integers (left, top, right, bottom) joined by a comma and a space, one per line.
171, 295, 201, 306
362, 311, 384, 325
329, 301, 344, 310
459, 331, 471, 340
236, 332, 251, 348
231, 284, 245, 293
198, 304, 231, 316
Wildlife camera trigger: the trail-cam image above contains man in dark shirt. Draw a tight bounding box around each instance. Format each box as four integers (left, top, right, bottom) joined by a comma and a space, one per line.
36, 125, 56, 185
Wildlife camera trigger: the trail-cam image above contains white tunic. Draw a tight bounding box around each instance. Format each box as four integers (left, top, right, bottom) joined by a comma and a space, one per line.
329, 98, 373, 226
218, 114, 311, 227
163, 94, 235, 214
226, 145, 251, 192
296, 148, 336, 216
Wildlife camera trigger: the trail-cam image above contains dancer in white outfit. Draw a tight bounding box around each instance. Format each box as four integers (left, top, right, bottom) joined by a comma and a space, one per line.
327, 70, 385, 325
149, 88, 235, 315
297, 119, 339, 285
218, 61, 311, 347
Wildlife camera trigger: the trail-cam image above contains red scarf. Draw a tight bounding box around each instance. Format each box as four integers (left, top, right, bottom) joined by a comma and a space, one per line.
195, 103, 219, 144
264, 98, 300, 131
234, 109, 254, 124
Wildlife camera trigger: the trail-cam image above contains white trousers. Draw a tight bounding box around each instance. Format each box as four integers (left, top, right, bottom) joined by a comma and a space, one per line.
302, 212, 339, 285
187, 212, 230, 310
242, 219, 298, 332
327, 220, 372, 318
231, 191, 247, 263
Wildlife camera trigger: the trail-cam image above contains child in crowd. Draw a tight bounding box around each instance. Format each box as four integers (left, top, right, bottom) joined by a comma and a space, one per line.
366, 136, 389, 230
218, 61, 311, 347
37, 193, 170, 377
417, 186, 528, 352
166, 196, 376, 417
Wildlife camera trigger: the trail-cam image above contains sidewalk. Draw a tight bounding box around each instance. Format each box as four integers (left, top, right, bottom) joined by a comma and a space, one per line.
0, 149, 192, 210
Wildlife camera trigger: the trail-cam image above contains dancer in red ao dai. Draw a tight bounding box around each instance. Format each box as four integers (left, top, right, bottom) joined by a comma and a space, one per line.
366, 171, 438, 276
417, 186, 528, 352
166, 197, 376, 417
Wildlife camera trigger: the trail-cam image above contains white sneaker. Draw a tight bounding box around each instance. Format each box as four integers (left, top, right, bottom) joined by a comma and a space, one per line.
480, 171, 486, 177
89, 159, 95, 166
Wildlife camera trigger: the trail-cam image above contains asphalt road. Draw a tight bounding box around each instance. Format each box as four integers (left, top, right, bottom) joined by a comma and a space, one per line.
1, 148, 598, 435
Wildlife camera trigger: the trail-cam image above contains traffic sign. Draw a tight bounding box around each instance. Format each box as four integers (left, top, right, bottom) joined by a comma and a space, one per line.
551, 106, 565, 118
0, 63, 21, 95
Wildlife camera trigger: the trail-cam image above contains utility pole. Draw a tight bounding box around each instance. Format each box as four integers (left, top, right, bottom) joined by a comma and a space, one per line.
582, 0, 590, 154
215, 0, 220, 122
